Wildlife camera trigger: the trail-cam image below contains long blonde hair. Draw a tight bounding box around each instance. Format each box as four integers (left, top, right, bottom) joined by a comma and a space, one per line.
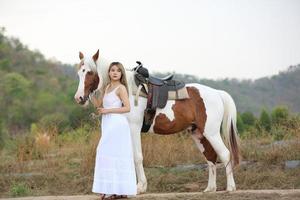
105, 62, 129, 94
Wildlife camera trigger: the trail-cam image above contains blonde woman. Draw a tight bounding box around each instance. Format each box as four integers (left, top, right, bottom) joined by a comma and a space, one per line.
92, 62, 136, 199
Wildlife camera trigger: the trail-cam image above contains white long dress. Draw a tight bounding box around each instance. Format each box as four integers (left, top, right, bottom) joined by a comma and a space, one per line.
92, 85, 137, 195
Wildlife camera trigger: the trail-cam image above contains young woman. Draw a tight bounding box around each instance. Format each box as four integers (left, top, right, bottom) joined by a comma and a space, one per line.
91, 62, 137, 199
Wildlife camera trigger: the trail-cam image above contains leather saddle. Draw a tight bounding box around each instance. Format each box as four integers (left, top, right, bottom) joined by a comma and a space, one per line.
133, 61, 185, 132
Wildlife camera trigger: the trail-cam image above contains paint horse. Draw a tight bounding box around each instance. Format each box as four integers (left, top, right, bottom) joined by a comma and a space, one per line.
74, 50, 240, 193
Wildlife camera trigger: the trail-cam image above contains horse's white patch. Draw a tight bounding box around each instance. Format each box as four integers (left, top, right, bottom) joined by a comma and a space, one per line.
224, 161, 236, 191
74, 58, 94, 103
148, 100, 176, 133
191, 134, 205, 153
204, 160, 217, 192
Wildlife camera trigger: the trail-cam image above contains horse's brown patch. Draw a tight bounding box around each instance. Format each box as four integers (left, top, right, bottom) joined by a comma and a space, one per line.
84, 71, 99, 96
153, 86, 217, 162
153, 87, 207, 136
200, 137, 217, 164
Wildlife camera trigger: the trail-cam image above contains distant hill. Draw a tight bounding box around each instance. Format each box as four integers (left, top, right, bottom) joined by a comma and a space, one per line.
0, 28, 91, 135
154, 65, 300, 115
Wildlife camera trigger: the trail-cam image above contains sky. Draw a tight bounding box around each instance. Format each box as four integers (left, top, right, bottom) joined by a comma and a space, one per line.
0, 0, 300, 80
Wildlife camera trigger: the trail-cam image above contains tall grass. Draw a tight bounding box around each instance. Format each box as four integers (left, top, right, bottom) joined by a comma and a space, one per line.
0, 118, 299, 197
142, 132, 206, 167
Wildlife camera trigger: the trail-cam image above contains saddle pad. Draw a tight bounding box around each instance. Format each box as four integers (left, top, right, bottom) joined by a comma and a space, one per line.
131, 81, 190, 100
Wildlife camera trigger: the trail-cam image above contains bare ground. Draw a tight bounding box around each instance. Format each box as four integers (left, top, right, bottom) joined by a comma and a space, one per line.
1, 190, 300, 200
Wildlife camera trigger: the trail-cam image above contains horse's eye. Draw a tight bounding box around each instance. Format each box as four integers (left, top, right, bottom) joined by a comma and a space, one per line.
82, 69, 85, 72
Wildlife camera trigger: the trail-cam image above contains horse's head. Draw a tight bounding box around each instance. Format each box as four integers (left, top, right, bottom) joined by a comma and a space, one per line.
74, 50, 102, 106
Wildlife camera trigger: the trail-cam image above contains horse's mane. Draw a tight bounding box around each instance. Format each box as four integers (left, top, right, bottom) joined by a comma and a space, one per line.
95, 58, 110, 93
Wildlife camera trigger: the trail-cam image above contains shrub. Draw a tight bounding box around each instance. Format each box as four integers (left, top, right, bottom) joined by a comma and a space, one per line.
10, 182, 31, 197
241, 111, 256, 126
270, 125, 287, 141
236, 113, 245, 133
271, 106, 289, 124
16, 135, 35, 161
38, 113, 70, 133
68, 105, 94, 129
259, 109, 271, 131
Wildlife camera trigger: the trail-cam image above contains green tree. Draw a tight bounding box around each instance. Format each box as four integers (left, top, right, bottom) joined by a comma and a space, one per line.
259, 109, 271, 131
271, 106, 289, 124
241, 111, 256, 127
1, 72, 31, 99
236, 113, 245, 133
0, 73, 33, 130
0, 58, 11, 71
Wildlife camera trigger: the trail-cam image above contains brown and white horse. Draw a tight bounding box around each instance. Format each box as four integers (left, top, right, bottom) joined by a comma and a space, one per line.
74, 50, 240, 193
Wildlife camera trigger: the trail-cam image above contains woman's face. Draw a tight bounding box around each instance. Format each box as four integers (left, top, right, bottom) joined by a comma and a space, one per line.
109, 65, 122, 81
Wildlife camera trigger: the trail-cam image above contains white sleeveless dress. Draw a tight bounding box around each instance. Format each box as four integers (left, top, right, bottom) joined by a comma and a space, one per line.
92, 85, 137, 195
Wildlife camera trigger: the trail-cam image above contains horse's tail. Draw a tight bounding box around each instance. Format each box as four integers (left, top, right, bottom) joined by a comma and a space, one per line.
219, 90, 240, 167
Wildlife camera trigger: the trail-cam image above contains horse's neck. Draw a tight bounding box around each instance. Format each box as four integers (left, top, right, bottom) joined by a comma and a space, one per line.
125, 69, 134, 95
95, 59, 110, 91
96, 59, 108, 76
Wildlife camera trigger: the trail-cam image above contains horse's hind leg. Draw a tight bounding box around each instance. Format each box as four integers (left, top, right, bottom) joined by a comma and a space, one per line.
205, 133, 236, 191
191, 135, 217, 192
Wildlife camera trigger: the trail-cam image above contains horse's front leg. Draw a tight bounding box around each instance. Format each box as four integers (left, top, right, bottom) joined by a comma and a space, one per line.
129, 123, 147, 194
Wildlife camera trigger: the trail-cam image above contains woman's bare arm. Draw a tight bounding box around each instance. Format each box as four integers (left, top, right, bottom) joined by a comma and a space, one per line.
90, 89, 103, 108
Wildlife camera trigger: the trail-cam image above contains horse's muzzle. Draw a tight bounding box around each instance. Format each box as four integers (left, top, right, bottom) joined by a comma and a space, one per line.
75, 95, 89, 105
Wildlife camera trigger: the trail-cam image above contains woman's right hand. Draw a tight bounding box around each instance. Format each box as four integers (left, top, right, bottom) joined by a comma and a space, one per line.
97, 107, 109, 114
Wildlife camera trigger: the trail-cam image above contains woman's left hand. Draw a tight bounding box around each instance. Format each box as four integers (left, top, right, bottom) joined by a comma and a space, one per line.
97, 107, 109, 114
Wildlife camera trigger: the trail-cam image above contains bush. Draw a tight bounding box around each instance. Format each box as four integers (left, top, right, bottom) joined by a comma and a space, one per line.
271, 106, 289, 124
16, 134, 35, 161
68, 105, 94, 129
38, 113, 70, 133
270, 125, 287, 141
236, 113, 245, 133
10, 182, 31, 197
241, 111, 256, 130
259, 109, 271, 131
241, 111, 256, 126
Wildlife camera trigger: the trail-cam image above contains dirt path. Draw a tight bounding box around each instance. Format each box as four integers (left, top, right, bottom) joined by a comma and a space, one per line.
1, 190, 300, 200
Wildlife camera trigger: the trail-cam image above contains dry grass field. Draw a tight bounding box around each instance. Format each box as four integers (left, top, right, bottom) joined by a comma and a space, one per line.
0, 119, 300, 198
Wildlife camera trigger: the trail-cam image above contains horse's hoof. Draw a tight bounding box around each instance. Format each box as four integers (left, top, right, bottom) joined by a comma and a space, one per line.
137, 187, 142, 194
203, 187, 216, 193
226, 185, 236, 192
137, 183, 147, 194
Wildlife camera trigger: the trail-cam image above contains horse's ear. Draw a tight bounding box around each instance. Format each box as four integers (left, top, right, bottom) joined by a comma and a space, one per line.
93, 49, 99, 62
79, 51, 84, 60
